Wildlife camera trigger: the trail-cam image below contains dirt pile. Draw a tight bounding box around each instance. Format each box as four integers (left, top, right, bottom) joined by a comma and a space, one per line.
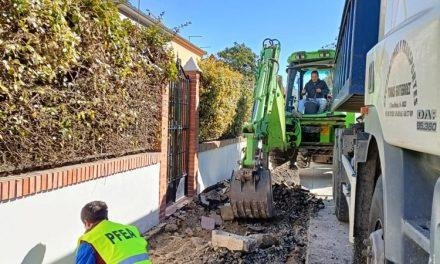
146, 168, 324, 264
271, 161, 301, 187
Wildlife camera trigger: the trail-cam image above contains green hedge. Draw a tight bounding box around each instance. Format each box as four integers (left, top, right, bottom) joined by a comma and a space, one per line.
199, 57, 253, 142
0, 0, 176, 174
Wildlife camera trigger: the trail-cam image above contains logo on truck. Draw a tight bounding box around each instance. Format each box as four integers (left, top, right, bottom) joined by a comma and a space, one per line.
383, 40, 418, 117
384, 40, 436, 132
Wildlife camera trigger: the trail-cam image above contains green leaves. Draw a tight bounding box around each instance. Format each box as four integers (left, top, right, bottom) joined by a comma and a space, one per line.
0, 0, 172, 174
217, 42, 257, 78
199, 57, 253, 142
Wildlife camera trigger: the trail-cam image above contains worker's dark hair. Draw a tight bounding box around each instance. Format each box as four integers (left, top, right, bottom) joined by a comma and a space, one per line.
311, 70, 319, 76
81, 201, 108, 223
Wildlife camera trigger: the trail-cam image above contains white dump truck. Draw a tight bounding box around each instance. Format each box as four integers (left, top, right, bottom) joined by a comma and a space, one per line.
331, 0, 440, 263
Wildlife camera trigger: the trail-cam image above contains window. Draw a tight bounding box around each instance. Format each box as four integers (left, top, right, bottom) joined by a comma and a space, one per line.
302, 69, 334, 91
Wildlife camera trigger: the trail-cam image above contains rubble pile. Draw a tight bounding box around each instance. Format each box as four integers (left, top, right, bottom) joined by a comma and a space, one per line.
146, 166, 324, 264
271, 161, 301, 187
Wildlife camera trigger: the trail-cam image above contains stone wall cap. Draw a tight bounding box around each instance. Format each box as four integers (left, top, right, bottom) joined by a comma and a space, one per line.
183, 57, 202, 73
199, 137, 244, 153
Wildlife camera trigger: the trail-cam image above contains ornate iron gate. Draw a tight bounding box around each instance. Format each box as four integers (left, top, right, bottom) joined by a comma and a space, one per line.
166, 63, 190, 204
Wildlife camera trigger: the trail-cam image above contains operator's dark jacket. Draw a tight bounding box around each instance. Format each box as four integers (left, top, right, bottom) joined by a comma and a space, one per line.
303, 79, 329, 99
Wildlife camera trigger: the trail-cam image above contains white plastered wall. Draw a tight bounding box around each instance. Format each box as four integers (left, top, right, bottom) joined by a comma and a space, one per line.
197, 142, 245, 193
0, 163, 160, 264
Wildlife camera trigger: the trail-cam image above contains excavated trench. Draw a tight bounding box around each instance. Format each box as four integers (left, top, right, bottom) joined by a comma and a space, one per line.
146, 163, 324, 264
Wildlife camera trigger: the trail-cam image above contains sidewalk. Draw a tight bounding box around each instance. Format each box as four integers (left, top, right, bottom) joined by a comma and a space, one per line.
299, 163, 353, 264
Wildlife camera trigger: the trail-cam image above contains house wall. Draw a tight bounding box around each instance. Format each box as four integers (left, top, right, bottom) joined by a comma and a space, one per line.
197, 138, 245, 193
170, 40, 202, 66
0, 154, 160, 264
118, 5, 204, 67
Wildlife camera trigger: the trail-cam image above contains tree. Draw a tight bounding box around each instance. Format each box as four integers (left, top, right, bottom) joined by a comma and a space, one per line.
198, 57, 243, 141
217, 42, 257, 77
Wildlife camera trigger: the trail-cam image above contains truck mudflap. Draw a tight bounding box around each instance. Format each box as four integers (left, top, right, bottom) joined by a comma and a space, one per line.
430, 178, 440, 264
229, 168, 274, 219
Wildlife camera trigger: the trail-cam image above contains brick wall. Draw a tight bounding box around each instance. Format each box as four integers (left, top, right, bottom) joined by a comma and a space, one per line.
0, 153, 160, 203
0, 63, 202, 224
199, 137, 244, 152
185, 70, 200, 198
159, 84, 169, 219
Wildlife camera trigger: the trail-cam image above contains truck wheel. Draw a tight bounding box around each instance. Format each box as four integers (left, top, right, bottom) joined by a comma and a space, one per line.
353, 146, 379, 264
333, 141, 349, 222
366, 175, 385, 264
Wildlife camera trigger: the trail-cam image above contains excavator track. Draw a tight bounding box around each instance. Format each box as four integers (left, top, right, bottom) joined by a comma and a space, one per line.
230, 168, 274, 218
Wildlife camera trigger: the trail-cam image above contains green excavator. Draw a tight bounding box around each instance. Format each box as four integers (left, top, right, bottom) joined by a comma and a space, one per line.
229, 40, 354, 219
230, 39, 300, 218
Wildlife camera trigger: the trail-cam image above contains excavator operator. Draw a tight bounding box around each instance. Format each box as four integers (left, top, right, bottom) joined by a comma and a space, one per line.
298, 70, 330, 114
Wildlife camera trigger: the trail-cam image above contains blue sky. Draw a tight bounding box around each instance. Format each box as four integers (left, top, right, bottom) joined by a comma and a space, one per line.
130, 0, 345, 80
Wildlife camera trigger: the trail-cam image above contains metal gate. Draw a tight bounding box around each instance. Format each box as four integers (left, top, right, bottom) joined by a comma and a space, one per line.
166, 63, 190, 204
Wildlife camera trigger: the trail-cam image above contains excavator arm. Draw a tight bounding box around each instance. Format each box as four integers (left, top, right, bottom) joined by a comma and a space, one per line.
230, 39, 288, 218
242, 39, 287, 168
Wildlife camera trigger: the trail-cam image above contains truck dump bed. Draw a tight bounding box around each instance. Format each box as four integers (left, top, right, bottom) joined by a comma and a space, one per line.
332, 0, 380, 112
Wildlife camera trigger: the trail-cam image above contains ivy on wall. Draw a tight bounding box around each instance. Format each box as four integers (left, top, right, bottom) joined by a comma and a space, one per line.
0, 0, 177, 174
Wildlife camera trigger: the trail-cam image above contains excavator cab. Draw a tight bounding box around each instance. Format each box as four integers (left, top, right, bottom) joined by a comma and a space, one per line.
297, 68, 332, 115
287, 67, 333, 114
285, 50, 354, 167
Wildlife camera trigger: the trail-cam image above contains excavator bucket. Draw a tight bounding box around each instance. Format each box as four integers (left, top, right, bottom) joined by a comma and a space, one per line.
229, 168, 274, 218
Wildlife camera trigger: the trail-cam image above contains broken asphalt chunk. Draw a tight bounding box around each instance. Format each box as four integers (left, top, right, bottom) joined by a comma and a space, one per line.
249, 233, 280, 249
201, 216, 216, 230
219, 203, 234, 221
198, 193, 210, 207
143, 223, 166, 239
247, 225, 266, 233
209, 212, 223, 226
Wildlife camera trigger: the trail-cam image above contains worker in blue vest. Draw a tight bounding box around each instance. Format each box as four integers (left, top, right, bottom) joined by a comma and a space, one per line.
76, 201, 151, 264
